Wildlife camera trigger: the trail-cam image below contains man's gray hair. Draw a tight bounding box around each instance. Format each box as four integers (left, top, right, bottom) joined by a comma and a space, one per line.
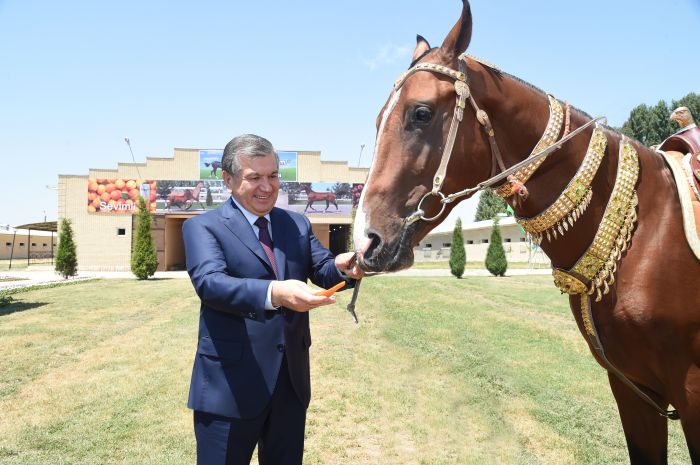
222, 134, 279, 177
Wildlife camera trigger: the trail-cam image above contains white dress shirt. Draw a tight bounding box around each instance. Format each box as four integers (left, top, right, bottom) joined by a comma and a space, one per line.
230, 197, 278, 310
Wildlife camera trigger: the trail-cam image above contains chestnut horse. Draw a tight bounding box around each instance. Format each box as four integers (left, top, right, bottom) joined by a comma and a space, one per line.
353, 1, 700, 463
165, 182, 206, 211
300, 183, 339, 213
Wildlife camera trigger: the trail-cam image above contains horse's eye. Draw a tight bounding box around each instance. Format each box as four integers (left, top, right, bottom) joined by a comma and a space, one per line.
413, 106, 433, 124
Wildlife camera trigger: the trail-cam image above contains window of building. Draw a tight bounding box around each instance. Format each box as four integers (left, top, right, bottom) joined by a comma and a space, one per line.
19, 242, 25, 247
481, 239, 489, 244
442, 242, 451, 248
466, 240, 473, 244
5, 242, 10, 247
42, 243, 48, 247
117, 228, 126, 236
424, 243, 432, 248
31, 243, 37, 247
504, 238, 511, 243
520, 237, 526, 242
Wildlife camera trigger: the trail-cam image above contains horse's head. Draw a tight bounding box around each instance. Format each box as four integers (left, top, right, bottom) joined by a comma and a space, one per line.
354, 0, 495, 272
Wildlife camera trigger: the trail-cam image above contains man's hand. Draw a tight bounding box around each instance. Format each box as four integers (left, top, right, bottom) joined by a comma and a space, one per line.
335, 252, 365, 279
271, 280, 335, 312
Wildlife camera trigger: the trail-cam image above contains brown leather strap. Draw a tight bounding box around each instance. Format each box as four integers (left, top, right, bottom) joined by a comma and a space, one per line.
580, 295, 679, 419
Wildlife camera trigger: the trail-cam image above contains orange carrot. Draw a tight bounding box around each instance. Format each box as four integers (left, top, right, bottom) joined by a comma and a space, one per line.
314, 281, 346, 297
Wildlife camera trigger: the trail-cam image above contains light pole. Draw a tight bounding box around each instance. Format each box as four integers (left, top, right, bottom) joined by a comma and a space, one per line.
124, 137, 143, 179
357, 144, 365, 167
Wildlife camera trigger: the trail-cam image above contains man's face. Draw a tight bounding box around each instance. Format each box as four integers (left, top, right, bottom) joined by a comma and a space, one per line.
224, 154, 280, 216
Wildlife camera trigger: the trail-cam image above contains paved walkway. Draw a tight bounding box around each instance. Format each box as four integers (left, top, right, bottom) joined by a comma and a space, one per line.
0, 267, 551, 290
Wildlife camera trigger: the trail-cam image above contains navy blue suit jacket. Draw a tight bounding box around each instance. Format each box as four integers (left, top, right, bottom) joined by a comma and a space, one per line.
183, 198, 349, 419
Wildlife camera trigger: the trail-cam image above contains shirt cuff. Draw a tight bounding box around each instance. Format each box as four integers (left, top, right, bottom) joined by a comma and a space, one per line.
265, 281, 279, 310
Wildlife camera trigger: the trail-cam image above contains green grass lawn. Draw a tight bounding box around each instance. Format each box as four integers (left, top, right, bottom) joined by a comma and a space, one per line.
0, 259, 53, 272
279, 167, 296, 181
198, 168, 222, 180
0, 277, 689, 464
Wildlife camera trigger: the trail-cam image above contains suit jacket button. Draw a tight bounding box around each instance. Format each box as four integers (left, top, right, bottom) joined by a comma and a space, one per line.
277, 343, 285, 353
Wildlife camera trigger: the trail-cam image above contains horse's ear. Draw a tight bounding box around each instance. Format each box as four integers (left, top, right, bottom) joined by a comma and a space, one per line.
440, 0, 472, 57
411, 34, 431, 63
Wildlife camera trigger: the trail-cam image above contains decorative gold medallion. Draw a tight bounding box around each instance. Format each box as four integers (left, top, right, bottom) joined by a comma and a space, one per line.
454, 80, 469, 97
552, 269, 588, 294
497, 95, 565, 198
516, 128, 607, 243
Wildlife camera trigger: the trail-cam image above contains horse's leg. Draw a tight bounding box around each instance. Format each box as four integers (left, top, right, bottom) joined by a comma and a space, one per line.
675, 369, 700, 464
608, 374, 668, 464
324, 199, 329, 211
333, 199, 339, 210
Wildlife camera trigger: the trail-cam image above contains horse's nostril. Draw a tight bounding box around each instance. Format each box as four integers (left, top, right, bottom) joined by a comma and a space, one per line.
364, 230, 383, 260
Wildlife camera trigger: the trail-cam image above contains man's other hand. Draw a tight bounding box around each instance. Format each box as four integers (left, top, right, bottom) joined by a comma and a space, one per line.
271, 280, 335, 312
335, 252, 365, 279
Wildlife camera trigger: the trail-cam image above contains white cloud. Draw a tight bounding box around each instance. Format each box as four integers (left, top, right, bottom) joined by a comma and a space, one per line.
362, 43, 412, 71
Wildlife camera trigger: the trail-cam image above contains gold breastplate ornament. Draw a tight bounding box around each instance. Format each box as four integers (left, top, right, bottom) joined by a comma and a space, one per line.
552, 137, 640, 335
516, 128, 607, 244
496, 95, 564, 198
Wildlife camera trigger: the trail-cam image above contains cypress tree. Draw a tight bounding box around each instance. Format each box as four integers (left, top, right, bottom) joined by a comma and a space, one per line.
449, 217, 466, 278
485, 216, 508, 277
131, 196, 158, 280
475, 189, 511, 221
55, 218, 78, 279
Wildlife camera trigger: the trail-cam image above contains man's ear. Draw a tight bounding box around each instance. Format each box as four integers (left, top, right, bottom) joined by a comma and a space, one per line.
222, 170, 234, 193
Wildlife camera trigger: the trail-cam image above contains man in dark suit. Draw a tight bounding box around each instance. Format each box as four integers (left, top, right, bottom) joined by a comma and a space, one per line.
183, 134, 362, 465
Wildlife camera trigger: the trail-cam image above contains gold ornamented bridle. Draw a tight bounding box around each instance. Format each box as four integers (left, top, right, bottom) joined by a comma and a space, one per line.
392, 53, 678, 420
397, 54, 606, 225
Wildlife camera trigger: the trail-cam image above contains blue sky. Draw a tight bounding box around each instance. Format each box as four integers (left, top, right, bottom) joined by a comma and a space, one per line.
1, 0, 698, 227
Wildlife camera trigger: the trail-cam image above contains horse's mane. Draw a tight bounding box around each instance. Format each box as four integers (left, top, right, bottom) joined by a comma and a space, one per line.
415, 49, 627, 140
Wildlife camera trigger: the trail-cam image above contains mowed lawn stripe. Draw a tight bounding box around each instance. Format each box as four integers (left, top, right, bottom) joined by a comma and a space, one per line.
0, 280, 197, 464
0, 276, 690, 464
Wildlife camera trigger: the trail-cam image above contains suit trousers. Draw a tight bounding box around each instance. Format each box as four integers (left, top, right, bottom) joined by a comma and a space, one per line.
193, 356, 307, 465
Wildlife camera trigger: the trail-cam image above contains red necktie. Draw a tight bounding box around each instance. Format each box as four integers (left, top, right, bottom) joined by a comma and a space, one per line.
254, 216, 278, 279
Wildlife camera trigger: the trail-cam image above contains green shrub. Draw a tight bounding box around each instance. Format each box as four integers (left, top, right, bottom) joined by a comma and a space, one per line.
449, 217, 466, 278
131, 197, 158, 280
55, 218, 78, 279
0, 292, 13, 307
485, 216, 508, 277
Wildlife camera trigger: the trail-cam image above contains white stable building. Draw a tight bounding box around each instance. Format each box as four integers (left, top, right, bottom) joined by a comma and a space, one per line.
412, 215, 551, 266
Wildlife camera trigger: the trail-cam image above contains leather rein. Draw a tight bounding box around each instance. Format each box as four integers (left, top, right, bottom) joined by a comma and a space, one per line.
397, 54, 605, 225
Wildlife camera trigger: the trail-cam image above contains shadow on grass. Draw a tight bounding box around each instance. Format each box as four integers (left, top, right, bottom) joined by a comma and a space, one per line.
0, 301, 49, 316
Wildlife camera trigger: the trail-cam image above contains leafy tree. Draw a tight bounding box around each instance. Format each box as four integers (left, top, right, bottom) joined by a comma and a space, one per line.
131, 196, 158, 280
332, 182, 352, 199
671, 92, 700, 124
55, 218, 78, 279
620, 92, 700, 146
449, 217, 466, 278
475, 189, 511, 221
485, 216, 507, 277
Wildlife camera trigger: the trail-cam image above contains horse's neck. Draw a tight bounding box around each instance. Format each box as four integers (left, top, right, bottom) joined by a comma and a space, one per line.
484, 72, 623, 267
